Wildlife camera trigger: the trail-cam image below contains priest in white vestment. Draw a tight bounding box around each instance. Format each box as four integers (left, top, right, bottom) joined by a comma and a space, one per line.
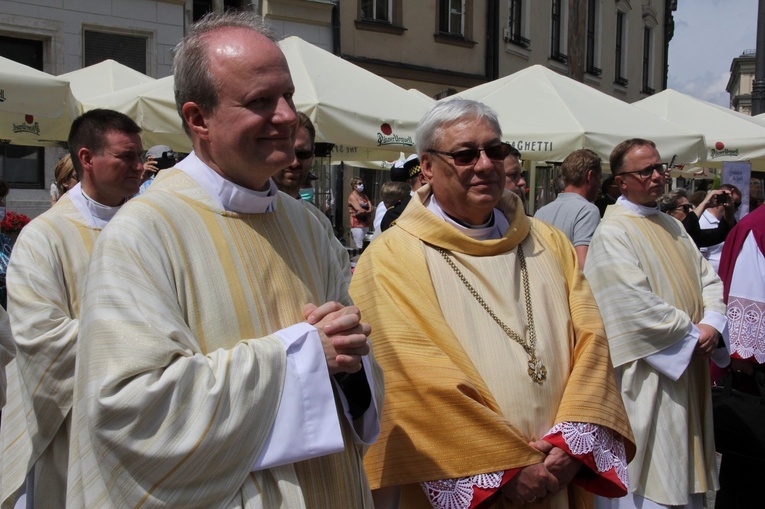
0, 109, 145, 509
585, 138, 729, 509
66, 11, 382, 509
351, 99, 634, 509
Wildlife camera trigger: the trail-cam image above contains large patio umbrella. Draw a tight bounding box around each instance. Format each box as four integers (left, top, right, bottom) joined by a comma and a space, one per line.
450, 65, 706, 164
80, 37, 434, 158
0, 56, 79, 146
60, 59, 155, 112
278, 36, 432, 156
634, 89, 765, 170
82, 76, 192, 152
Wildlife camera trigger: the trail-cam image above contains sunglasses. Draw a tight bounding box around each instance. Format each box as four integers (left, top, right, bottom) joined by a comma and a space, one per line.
295, 150, 314, 160
675, 204, 693, 213
427, 143, 512, 166
618, 163, 666, 179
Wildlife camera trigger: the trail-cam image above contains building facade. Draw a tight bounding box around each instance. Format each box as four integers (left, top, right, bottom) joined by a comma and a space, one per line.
339, 0, 677, 103
727, 49, 755, 115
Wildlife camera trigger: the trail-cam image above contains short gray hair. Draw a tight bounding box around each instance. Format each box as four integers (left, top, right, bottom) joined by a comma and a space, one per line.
659, 188, 689, 212
415, 99, 502, 155
173, 11, 276, 134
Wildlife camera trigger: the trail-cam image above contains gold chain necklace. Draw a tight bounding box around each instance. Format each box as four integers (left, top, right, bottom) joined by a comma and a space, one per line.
434, 244, 547, 384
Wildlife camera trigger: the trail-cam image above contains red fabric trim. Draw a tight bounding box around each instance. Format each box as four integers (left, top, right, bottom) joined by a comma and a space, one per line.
473, 469, 519, 508
543, 431, 628, 498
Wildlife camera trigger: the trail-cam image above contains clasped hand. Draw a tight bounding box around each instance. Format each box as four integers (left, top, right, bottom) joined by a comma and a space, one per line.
695, 323, 720, 359
303, 302, 370, 375
503, 440, 582, 504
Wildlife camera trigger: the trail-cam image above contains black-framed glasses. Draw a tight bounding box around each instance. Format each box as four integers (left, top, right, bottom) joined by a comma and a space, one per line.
427, 142, 512, 166
295, 150, 314, 160
618, 163, 666, 179
675, 204, 693, 213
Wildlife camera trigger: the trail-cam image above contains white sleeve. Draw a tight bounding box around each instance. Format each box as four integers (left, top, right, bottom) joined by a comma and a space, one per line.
727, 233, 765, 361
251, 322, 344, 471
644, 309, 729, 378
644, 325, 696, 380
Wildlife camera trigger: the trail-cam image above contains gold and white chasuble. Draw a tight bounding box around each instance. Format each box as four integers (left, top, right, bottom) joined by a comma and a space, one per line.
0, 193, 100, 509
350, 187, 634, 509
66, 167, 383, 509
585, 202, 725, 506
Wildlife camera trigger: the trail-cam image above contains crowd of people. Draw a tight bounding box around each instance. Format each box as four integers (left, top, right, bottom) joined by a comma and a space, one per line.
0, 9, 760, 509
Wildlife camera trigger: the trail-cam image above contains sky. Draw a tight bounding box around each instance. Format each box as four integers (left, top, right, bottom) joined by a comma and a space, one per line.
668, 0, 759, 107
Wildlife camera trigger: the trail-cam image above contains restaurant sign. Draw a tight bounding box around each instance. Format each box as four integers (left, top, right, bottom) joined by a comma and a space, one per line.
709, 141, 739, 159
13, 115, 40, 136
509, 140, 554, 153
377, 123, 414, 148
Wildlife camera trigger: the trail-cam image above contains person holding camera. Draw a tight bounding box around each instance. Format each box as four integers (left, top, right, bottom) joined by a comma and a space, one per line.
660, 187, 737, 251
139, 144, 177, 194
698, 184, 741, 272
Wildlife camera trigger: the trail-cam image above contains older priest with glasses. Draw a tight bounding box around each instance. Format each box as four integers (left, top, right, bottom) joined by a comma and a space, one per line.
585, 139, 729, 509
350, 99, 634, 509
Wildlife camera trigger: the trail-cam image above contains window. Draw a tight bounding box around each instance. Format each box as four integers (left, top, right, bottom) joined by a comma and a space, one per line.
439, 0, 466, 36
193, 0, 248, 21
550, 0, 567, 62
0, 36, 44, 189
361, 0, 392, 23
586, 0, 601, 76
507, 0, 529, 47
0, 145, 44, 189
642, 26, 654, 93
614, 10, 628, 86
84, 31, 147, 74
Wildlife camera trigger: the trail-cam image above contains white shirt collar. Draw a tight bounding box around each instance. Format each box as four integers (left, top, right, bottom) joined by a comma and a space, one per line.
175, 151, 277, 214
617, 195, 661, 217
424, 193, 509, 240
67, 183, 123, 229
702, 209, 720, 225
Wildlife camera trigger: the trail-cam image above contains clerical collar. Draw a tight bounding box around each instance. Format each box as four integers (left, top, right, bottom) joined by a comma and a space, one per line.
617, 195, 661, 217
175, 151, 277, 214
424, 193, 509, 240
67, 183, 123, 229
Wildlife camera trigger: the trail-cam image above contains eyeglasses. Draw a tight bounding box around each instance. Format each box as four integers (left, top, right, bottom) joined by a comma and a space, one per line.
66, 172, 78, 182
734, 201, 742, 210
675, 204, 693, 213
618, 163, 666, 179
295, 150, 314, 160
427, 143, 512, 166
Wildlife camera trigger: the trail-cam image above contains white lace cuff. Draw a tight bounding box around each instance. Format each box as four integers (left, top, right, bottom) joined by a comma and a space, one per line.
546, 421, 629, 488
421, 471, 503, 509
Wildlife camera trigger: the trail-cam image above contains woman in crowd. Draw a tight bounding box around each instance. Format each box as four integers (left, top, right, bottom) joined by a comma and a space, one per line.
347, 176, 375, 249
50, 154, 78, 205
660, 188, 734, 248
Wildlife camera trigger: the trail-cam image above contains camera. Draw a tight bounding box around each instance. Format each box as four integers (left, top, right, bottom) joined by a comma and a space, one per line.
146, 145, 177, 172
154, 151, 176, 170
716, 192, 730, 204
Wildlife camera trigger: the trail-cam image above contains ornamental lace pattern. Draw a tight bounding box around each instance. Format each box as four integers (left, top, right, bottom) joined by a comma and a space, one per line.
421, 471, 503, 509
727, 296, 765, 363
547, 422, 629, 488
